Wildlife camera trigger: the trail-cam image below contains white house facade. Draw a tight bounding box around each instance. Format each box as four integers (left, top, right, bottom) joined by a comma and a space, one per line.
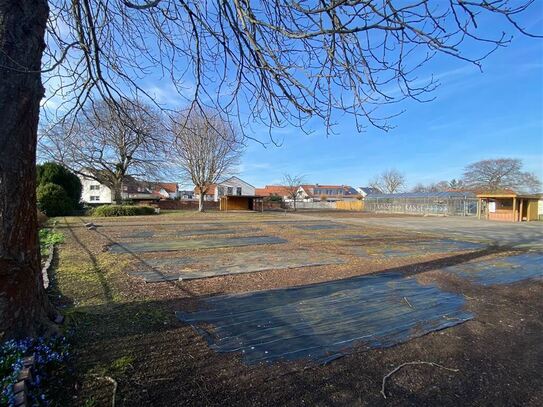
195, 176, 256, 202
79, 174, 113, 204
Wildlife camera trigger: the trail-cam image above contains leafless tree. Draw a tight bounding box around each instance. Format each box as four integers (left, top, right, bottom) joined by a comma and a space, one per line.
282, 174, 306, 211
1, 0, 540, 338
448, 179, 466, 190
172, 109, 244, 212
370, 169, 406, 194
411, 180, 450, 193
41, 99, 169, 203
462, 158, 542, 193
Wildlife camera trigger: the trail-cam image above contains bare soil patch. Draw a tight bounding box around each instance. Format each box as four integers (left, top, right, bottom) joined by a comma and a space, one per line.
50, 212, 542, 406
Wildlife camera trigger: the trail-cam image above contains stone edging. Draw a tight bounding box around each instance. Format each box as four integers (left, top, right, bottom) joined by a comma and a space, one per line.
41, 244, 56, 290
12, 354, 35, 407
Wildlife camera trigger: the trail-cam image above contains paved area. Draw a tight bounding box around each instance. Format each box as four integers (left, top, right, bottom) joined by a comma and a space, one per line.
299, 213, 543, 248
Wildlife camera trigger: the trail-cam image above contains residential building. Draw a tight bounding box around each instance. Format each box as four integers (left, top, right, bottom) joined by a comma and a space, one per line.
79, 171, 179, 204
255, 185, 292, 200
356, 187, 382, 198
297, 184, 360, 202
194, 176, 256, 202
179, 190, 195, 200
80, 173, 113, 204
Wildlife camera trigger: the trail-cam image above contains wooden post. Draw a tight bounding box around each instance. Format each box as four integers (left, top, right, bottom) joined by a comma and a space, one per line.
519, 199, 523, 222
512, 197, 516, 222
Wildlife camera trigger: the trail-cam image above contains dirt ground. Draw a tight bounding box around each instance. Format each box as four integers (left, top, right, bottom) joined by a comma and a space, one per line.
49, 211, 543, 406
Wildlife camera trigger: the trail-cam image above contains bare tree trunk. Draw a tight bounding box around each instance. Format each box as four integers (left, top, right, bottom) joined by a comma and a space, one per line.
112, 180, 123, 204
198, 193, 205, 212
0, 0, 57, 339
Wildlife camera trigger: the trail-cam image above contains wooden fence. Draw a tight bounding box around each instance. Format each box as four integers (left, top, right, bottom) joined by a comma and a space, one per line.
335, 201, 364, 211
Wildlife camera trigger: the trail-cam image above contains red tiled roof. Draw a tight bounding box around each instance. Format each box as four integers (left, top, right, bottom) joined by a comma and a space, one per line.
194, 184, 216, 195
154, 182, 178, 193
255, 185, 292, 197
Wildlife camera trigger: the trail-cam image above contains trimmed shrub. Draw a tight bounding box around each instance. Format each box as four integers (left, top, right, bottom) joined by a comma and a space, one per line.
37, 162, 82, 208
37, 183, 71, 217
92, 205, 156, 217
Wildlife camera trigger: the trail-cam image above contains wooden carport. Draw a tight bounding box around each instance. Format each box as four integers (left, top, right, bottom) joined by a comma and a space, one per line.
219, 195, 264, 212
477, 192, 541, 222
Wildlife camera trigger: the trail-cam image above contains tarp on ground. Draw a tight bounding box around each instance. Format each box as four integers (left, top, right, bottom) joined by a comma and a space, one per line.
121, 228, 261, 239
293, 223, 347, 231
446, 251, 543, 285
131, 250, 346, 282
176, 272, 473, 365
345, 238, 484, 258
109, 235, 287, 253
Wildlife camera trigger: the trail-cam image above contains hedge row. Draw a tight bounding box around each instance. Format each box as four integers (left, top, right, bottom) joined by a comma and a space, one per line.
91, 205, 156, 217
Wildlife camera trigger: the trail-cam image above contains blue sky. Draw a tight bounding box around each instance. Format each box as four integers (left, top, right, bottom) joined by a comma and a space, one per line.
40, 4, 543, 190
235, 13, 543, 189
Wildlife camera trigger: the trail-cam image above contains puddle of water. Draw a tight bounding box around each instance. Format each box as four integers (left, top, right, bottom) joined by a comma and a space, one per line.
177, 272, 473, 364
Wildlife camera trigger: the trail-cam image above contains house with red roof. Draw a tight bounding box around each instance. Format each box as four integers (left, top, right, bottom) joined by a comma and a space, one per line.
255, 185, 293, 200
297, 184, 360, 202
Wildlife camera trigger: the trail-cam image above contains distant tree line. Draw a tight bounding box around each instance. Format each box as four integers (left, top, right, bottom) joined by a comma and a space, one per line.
369, 158, 541, 195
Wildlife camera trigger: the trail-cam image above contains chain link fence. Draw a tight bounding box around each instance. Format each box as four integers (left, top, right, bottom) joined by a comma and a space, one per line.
364, 194, 478, 216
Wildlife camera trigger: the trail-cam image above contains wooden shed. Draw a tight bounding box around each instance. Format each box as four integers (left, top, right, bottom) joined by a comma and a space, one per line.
477, 192, 541, 222
219, 195, 264, 211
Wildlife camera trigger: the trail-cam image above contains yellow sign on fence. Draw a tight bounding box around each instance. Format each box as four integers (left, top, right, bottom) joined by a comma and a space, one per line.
335, 201, 364, 211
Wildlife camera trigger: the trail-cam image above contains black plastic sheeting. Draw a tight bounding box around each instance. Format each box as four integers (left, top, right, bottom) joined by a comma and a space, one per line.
177, 272, 473, 365
447, 251, 543, 286
346, 238, 483, 258
131, 250, 346, 282
293, 223, 347, 231
121, 228, 261, 239
109, 235, 287, 253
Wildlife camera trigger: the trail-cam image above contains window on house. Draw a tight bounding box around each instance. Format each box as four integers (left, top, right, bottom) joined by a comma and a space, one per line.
227, 187, 233, 195
236, 187, 242, 196
90, 196, 100, 201
218, 186, 225, 196
90, 185, 100, 190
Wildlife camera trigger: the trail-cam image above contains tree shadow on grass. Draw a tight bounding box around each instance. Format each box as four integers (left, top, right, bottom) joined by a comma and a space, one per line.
64, 245, 520, 345
60, 220, 114, 303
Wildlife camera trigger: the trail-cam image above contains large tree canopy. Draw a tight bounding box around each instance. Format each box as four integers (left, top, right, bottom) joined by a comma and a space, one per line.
42, 99, 169, 203
462, 158, 542, 193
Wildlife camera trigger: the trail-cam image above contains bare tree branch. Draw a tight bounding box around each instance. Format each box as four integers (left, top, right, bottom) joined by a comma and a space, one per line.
40, 98, 170, 203
282, 173, 306, 211
171, 107, 244, 211
35, 0, 542, 137
370, 169, 406, 193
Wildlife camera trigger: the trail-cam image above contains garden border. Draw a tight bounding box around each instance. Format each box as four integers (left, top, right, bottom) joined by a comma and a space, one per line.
12, 354, 35, 407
